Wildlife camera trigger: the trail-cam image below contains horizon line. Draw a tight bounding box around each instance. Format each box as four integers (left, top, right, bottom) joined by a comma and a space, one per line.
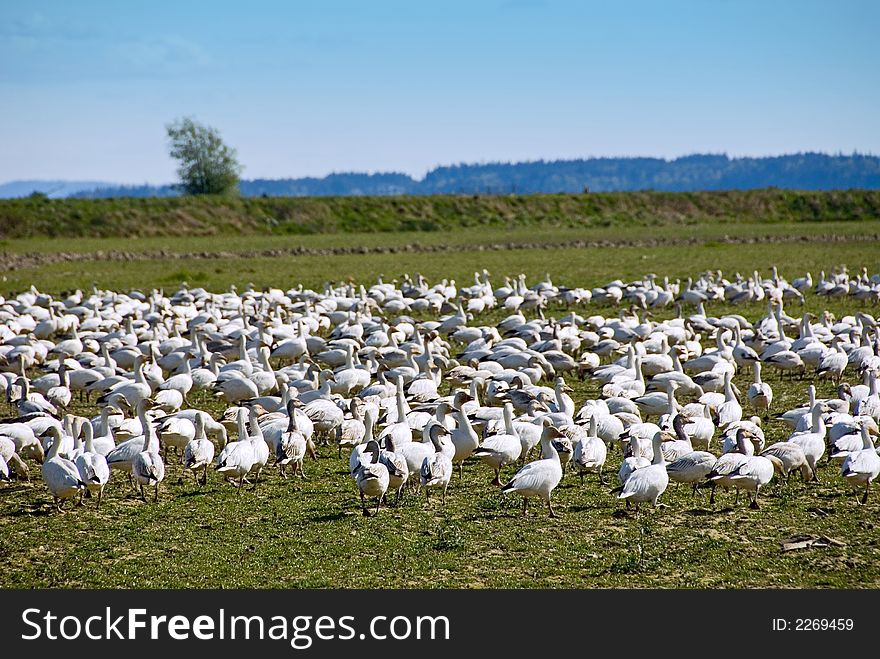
2, 150, 877, 189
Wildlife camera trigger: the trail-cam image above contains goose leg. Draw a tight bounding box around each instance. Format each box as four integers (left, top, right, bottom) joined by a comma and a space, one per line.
749, 490, 760, 510
375, 497, 381, 515
442, 483, 448, 506
139, 485, 146, 502
154, 483, 160, 502
598, 468, 605, 486
522, 497, 528, 517
547, 498, 558, 518
360, 492, 370, 517
709, 484, 716, 505
238, 476, 244, 495
458, 462, 463, 480
861, 482, 870, 505
491, 468, 501, 486
97, 488, 103, 511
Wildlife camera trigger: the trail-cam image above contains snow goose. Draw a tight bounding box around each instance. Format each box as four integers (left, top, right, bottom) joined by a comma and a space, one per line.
46, 365, 72, 411
379, 435, 409, 503
157, 358, 194, 402
275, 400, 307, 479
448, 393, 479, 475
702, 429, 753, 505
762, 349, 805, 378
760, 442, 812, 481
155, 414, 196, 458
840, 419, 880, 504
14, 377, 58, 416
682, 403, 715, 451
501, 423, 566, 517
354, 440, 389, 516
303, 395, 344, 442
88, 407, 118, 456
420, 424, 454, 504
472, 403, 522, 485
660, 414, 696, 462
716, 371, 743, 428
335, 398, 366, 457
618, 430, 651, 487
132, 408, 165, 502
573, 414, 608, 485
0, 436, 29, 480
74, 422, 110, 508
747, 361, 773, 416
214, 408, 256, 493
665, 449, 717, 495
816, 338, 848, 384
42, 426, 86, 511
246, 405, 270, 484
615, 431, 669, 511
212, 373, 259, 405
96, 354, 152, 411
183, 412, 215, 485
788, 402, 828, 479
729, 453, 779, 509
105, 398, 155, 482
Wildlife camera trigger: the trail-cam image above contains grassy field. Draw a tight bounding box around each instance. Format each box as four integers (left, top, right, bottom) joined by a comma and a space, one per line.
2, 219, 879, 296
1, 220, 879, 589
2, 189, 879, 239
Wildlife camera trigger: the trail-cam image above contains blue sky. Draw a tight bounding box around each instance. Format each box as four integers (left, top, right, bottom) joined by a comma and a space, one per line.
1, 0, 878, 184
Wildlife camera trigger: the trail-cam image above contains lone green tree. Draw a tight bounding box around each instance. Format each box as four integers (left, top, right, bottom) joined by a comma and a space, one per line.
166, 117, 242, 195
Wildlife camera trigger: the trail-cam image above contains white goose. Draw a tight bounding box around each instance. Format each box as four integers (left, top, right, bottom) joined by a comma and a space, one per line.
132, 410, 165, 502
42, 425, 86, 511
665, 449, 717, 495
618, 431, 651, 487
788, 402, 828, 480
420, 424, 454, 505
760, 442, 812, 480
275, 399, 307, 479
379, 434, 410, 504
716, 371, 743, 428
472, 403, 522, 485
183, 412, 215, 485
74, 422, 110, 509
448, 393, 480, 474
703, 429, 753, 505
573, 414, 608, 485
840, 419, 880, 504
747, 361, 773, 415
214, 408, 256, 492
728, 453, 779, 509
354, 440, 389, 516
616, 431, 669, 511
501, 423, 566, 517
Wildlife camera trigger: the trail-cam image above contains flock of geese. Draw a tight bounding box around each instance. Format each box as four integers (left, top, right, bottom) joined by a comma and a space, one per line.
1, 265, 879, 519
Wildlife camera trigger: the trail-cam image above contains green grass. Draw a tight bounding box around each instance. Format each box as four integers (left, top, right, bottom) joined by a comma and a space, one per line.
2, 189, 879, 239
1, 220, 879, 588
2, 220, 879, 297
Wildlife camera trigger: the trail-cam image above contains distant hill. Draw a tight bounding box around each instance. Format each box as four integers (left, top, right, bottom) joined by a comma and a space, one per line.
5, 153, 879, 199
0, 180, 116, 199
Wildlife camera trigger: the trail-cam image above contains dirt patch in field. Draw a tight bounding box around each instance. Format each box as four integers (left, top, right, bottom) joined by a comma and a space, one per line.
3, 232, 878, 271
